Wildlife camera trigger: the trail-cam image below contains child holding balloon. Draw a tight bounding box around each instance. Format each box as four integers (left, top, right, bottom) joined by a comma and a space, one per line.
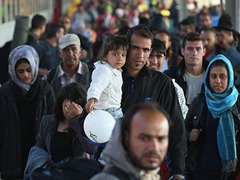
86, 33, 129, 119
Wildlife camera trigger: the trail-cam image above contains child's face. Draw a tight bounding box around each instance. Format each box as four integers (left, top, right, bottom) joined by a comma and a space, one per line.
105, 49, 127, 70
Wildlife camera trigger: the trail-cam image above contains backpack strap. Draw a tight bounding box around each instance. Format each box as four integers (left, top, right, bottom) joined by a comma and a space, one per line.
47, 68, 57, 84
105, 166, 134, 180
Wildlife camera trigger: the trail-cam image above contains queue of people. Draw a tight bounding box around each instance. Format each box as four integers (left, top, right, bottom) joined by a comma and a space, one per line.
1, 1, 240, 180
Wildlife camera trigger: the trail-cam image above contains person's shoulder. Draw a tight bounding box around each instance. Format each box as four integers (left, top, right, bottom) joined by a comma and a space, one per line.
93, 61, 112, 73
37, 78, 54, 93
0, 81, 10, 90
0, 81, 12, 95
164, 66, 179, 77
41, 114, 57, 127
91, 172, 120, 180
149, 69, 172, 82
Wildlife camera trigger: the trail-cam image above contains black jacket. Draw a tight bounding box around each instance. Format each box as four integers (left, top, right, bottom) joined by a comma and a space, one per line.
0, 79, 55, 179
185, 92, 240, 179
164, 58, 209, 98
121, 65, 187, 176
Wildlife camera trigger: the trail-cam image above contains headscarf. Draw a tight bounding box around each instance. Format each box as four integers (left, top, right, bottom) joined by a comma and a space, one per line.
8, 45, 39, 93
204, 54, 239, 173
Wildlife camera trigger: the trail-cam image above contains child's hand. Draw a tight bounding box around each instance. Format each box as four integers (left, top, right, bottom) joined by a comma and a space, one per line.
86, 98, 95, 113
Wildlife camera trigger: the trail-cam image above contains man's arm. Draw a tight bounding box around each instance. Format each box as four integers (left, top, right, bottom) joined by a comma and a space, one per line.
162, 79, 187, 179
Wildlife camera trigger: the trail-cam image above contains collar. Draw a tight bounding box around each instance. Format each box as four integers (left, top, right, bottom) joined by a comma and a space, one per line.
58, 62, 82, 77
122, 65, 151, 79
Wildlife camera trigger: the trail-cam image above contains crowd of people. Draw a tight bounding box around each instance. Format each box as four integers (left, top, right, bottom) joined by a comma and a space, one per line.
1, 0, 240, 179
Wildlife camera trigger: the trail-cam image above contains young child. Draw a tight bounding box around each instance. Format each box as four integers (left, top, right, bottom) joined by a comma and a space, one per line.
86, 33, 129, 119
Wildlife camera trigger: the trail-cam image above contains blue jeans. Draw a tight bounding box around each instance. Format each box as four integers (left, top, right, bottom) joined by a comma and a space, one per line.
105, 107, 123, 120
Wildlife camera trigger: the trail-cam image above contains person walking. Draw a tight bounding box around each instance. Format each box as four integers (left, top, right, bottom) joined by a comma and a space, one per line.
185, 54, 240, 179
0, 45, 55, 179
121, 25, 186, 180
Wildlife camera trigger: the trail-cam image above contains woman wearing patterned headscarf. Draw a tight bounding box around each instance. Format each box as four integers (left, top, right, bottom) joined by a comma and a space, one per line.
0, 45, 55, 179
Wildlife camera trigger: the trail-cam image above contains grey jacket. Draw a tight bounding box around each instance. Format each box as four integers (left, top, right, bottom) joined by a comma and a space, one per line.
91, 120, 160, 180
24, 114, 97, 179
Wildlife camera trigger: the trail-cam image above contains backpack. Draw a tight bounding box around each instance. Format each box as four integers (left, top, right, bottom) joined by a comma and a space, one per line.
47, 68, 57, 84
28, 157, 102, 180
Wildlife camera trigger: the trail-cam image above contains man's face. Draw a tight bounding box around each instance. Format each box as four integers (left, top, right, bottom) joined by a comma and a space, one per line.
216, 29, 234, 50
155, 32, 171, 49
60, 17, 71, 33
200, 14, 212, 29
58, 45, 81, 68
125, 34, 152, 76
201, 30, 216, 51
180, 25, 195, 38
148, 51, 166, 72
125, 110, 169, 171
181, 40, 205, 67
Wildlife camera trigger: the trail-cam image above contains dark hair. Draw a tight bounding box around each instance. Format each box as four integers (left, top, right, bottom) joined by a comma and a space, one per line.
15, 58, 30, 69
96, 33, 129, 60
53, 83, 87, 121
182, 32, 203, 48
126, 25, 153, 44
45, 23, 64, 38
121, 102, 171, 145
180, 16, 195, 26
31, 14, 46, 30
155, 30, 171, 41
148, 14, 167, 33
200, 27, 216, 34
209, 60, 228, 70
151, 38, 166, 56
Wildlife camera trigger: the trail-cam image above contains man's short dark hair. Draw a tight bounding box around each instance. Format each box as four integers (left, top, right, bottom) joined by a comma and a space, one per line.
180, 16, 195, 26
121, 102, 171, 146
178, 16, 196, 31
45, 23, 64, 38
151, 38, 166, 56
31, 14, 46, 30
182, 32, 202, 48
126, 25, 153, 44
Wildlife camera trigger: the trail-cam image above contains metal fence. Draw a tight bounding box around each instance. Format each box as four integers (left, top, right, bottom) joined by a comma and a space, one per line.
0, 0, 54, 24
0, 0, 55, 47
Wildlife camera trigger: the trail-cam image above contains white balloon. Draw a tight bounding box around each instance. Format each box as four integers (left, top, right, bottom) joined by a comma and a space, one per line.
84, 110, 116, 144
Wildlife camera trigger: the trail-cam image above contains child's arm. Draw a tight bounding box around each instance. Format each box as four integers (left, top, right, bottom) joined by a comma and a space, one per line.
86, 98, 96, 113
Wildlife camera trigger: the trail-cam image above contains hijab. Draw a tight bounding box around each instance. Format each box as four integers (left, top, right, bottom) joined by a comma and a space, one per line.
204, 54, 239, 173
8, 45, 39, 93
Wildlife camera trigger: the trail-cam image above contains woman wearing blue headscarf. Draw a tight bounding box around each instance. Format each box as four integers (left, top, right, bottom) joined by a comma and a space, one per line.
185, 54, 240, 179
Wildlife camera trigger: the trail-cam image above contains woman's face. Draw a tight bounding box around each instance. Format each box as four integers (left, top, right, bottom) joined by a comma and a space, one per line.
209, 65, 228, 93
15, 62, 32, 84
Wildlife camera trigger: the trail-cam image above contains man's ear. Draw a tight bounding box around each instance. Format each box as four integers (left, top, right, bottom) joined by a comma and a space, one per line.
181, 48, 185, 56
58, 50, 62, 57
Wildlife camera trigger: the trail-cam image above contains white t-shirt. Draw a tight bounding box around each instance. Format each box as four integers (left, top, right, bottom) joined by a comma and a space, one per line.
183, 70, 205, 105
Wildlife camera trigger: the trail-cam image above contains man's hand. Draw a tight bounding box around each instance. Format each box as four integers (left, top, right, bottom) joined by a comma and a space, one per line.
189, 129, 202, 142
